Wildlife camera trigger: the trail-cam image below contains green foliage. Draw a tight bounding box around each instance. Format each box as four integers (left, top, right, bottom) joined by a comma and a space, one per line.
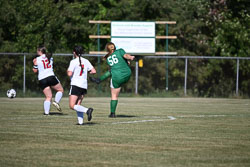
212, 10, 250, 57
0, 0, 249, 97
204, 0, 250, 96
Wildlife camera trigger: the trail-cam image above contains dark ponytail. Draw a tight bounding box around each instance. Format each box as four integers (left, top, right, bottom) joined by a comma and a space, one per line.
73, 46, 84, 73
46, 53, 52, 64
37, 45, 52, 64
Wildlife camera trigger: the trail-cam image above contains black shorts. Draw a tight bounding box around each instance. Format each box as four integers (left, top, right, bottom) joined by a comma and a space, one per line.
69, 85, 87, 96
39, 76, 60, 90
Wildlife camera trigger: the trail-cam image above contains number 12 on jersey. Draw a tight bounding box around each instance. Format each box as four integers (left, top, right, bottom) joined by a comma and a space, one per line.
108, 55, 119, 66
42, 60, 51, 69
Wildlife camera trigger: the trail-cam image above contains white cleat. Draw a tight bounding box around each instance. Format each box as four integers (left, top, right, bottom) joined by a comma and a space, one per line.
52, 101, 62, 112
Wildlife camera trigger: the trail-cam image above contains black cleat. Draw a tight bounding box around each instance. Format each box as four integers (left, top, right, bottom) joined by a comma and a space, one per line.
76, 123, 84, 126
89, 77, 101, 84
109, 113, 116, 118
86, 108, 94, 121
43, 113, 49, 116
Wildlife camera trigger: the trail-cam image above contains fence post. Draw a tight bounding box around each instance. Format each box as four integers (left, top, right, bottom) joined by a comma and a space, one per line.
236, 58, 239, 96
184, 58, 188, 96
165, 24, 169, 91
23, 55, 26, 95
135, 59, 139, 94
97, 23, 101, 92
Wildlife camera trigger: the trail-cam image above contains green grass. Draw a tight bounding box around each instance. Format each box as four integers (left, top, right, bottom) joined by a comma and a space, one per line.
0, 97, 250, 167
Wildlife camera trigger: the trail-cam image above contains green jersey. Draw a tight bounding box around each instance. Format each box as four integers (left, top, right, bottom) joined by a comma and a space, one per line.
106, 49, 131, 88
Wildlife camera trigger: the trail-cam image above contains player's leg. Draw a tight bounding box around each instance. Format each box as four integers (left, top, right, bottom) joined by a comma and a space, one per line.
100, 70, 111, 81
51, 78, 64, 112
52, 83, 64, 102
76, 95, 83, 105
69, 94, 79, 110
109, 79, 121, 118
76, 111, 84, 125
75, 95, 94, 122
90, 70, 111, 84
70, 95, 88, 113
43, 86, 53, 115
69, 86, 93, 123
69, 94, 84, 125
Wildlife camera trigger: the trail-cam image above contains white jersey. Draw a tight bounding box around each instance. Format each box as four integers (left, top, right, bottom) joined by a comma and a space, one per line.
36, 54, 55, 80
68, 57, 93, 89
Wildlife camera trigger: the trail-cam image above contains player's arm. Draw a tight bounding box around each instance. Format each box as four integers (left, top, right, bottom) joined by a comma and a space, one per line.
32, 58, 38, 73
67, 61, 75, 78
123, 54, 135, 61
67, 70, 73, 77
123, 54, 134, 65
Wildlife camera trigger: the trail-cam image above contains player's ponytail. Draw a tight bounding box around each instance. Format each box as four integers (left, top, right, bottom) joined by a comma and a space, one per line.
46, 53, 52, 64
73, 46, 84, 74
37, 45, 52, 64
104, 42, 116, 59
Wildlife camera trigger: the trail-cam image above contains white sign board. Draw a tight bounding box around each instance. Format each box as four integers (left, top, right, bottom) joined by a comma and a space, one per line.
111, 22, 155, 37
111, 21, 155, 54
111, 38, 155, 54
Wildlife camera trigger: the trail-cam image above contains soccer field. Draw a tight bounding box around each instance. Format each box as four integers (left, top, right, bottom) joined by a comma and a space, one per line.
0, 97, 250, 167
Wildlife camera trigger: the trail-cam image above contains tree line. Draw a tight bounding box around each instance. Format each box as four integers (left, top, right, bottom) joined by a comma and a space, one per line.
0, 0, 249, 97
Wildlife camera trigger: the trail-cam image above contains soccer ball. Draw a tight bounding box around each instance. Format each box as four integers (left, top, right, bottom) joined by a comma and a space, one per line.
7, 89, 16, 98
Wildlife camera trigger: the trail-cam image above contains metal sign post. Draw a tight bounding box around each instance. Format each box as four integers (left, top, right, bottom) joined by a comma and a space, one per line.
23, 55, 26, 95
166, 24, 169, 91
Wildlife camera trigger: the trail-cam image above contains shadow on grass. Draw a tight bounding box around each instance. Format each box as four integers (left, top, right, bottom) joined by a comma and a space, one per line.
116, 114, 137, 118
49, 112, 67, 116
76, 122, 99, 126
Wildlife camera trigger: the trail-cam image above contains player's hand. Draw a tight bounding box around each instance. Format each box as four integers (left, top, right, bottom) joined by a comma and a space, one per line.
130, 56, 135, 61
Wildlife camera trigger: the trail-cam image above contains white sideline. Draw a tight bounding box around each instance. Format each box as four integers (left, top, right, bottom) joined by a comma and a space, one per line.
110, 114, 240, 125
178, 114, 233, 118
111, 116, 176, 125
168, 116, 176, 120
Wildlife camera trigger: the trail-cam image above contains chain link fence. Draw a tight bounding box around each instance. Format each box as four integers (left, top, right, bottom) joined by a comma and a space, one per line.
1, 53, 250, 98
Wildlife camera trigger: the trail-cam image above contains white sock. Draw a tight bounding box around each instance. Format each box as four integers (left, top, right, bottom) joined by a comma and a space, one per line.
76, 111, 84, 125
44, 101, 51, 114
73, 105, 88, 113
55, 92, 63, 103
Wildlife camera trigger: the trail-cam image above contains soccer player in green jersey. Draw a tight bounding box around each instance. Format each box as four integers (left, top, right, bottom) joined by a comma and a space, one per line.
91, 42, 134, 117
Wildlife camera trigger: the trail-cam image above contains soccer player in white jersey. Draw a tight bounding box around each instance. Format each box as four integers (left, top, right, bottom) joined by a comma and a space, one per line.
67, 46, 96, 125
33, 46, 64, 115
